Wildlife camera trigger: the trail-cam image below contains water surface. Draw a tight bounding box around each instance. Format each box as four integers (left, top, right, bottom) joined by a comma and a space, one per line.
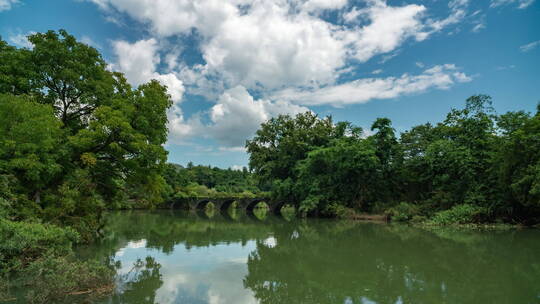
83, 210, 540, 304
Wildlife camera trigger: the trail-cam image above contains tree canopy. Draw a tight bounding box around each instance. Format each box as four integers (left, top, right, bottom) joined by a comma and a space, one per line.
246, 97, 540, 224
0, 30, 172, 238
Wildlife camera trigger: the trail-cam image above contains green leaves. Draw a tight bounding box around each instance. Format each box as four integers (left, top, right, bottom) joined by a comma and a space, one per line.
0, 30, 173, 234
247, 95, 540, 224
0, 94, 63, 191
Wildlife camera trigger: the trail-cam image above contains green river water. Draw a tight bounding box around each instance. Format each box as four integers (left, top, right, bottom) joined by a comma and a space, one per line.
79, 210, 540, 304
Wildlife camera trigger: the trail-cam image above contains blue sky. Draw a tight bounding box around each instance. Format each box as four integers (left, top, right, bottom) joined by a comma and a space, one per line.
1, 0, 539, 169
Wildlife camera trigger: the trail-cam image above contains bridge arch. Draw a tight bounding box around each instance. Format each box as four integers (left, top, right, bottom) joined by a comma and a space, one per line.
220, 199, 238, 212
271, 202, 287, 215
246, 199, 269, 213
196, 199, 214, 210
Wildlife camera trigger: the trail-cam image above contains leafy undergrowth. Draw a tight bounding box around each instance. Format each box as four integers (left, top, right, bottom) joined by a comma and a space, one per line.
0, 219, 114, 304
427, 204, 489, 225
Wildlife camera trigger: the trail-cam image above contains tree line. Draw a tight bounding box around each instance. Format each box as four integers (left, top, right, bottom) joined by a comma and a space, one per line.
246, 96, 540, 225
0, 30, 180, 302
1, 28, 539, 302
0, 30, 261, 302
163, 162, 262, 200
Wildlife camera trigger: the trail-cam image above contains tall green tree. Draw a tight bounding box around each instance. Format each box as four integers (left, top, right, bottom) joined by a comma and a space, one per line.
295, 137, 380, 213
0, 30, 172, 236
246, 112, 359, 207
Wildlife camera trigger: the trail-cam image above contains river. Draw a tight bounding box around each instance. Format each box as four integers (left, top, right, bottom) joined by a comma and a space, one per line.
79, 210, 540, 304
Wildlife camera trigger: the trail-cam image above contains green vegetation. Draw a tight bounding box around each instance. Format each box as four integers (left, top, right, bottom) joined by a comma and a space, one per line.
0, 30, 263, 302
428, 204, 488, 225
0, 30, 172, 302
162, 163, 263, 202
0, 29, 172, 233
1, 28, 539, 302
247, 96, 540, 225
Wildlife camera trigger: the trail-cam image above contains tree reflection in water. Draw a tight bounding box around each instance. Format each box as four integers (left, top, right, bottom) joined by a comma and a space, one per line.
243, 222, 540, 304
80, 211, 540, 304
110, 256, 163, 304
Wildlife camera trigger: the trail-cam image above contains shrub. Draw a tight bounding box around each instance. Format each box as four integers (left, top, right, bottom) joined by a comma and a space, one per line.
0, 198, 10, 220
0, 276, 11, 302
325, 203, 357, 219
386, 202, 420, 222
0, 220, 114, 303
22, 254, 114, 304
0, 219, 79, 273
429, 204, 488, 225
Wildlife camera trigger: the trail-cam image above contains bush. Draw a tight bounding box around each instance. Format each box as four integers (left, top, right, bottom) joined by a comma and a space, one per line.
325, 203, 357, 219
429, 204, 488, 225
386, 202, 420, 222
0, 219, 79, 273
22, 254, 114, 304
0, 220, 114, 303
0, 276, 10, 302
0, 198, 10, 220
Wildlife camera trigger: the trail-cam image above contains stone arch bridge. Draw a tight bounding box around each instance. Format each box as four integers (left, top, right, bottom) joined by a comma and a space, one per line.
164, 197, 287, 215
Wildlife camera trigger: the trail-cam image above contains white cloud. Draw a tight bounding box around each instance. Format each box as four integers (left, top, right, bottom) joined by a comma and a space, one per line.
167, 106, 203, 145
88, 0, 479, 150
302, 0, 348, 12
271, 64, 472, 106
7, 31, 34, 48
490, 0, 535, 9
88, 0, 246, 37
425, 0, 469, 34
230, 165, 244, 171
168, 86, 308, 147
111, 38, 185, 102
372, 69, 383, 75
112, 38, 159, 86
345, 0, 428, 62
80, 35, 102, 49
0, 0, 18, 12
200, 3, 347, 89
207, 86, 308, 147
415, 62, 425, 68
88, 0, 462, 93
520, 40, 540, 52
472, 23, 486, 33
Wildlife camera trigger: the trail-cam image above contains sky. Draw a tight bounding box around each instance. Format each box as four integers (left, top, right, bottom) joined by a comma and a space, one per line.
1, 0, 539, 169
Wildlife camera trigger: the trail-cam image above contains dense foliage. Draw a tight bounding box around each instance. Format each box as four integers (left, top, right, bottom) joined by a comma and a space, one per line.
0, 29, 172, 236
162, 163, 261, 199
247, 97, 540, 224
0, 30, 172, 302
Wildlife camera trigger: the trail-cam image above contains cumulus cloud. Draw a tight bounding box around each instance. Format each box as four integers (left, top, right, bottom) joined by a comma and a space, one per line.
7, 31, 35, 48
111, 38, 185, 102
209, 86, 308, 146
87, 0, 246, 37
520, 40, 540, 52
88, 0, 465, 94
0, 0, 18, 12
490, 0, 535, 9
271, 64, 472, 106
344, 1, 428, 61
200, 1, 347, 89
302, 0, 348, 12
168, 86, 308, 147
87, 0, 477, 150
